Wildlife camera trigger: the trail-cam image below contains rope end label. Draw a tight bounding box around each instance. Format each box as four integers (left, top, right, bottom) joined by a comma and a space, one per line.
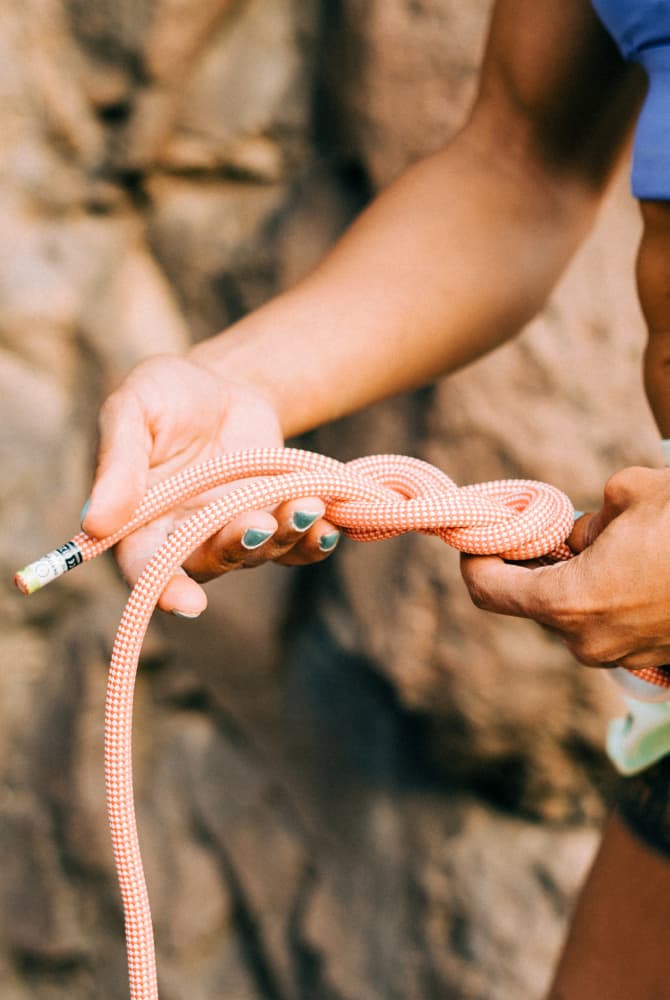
14, 540, 83, 595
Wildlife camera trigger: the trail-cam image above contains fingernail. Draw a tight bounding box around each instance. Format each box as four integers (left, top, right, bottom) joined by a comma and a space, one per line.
172, 610, 201, 619
241, 528, 274, 550
291, 511, 320, 532
80, 498, 91, 527
573, 510, 584, 520
318, 531, 340, 553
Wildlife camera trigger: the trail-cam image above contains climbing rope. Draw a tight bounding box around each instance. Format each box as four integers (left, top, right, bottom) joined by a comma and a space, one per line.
13, 447, 670, 998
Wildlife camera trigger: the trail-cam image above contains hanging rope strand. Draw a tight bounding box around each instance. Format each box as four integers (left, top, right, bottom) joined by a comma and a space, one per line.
14, 447, 670, 1000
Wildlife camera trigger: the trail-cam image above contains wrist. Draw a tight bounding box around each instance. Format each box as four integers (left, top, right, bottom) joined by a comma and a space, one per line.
187, 287, 346, 438
188, 339, 281, 426
187, 311, 308, 438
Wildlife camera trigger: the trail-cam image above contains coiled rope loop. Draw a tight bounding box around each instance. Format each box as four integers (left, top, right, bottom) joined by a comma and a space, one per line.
13, 447, 662, 999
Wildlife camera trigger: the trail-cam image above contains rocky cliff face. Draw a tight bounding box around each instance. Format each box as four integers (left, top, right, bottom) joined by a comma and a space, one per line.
0, 1, 661, 998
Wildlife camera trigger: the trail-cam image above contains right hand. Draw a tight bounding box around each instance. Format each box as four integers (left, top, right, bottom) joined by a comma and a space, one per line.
83, 354, 339, 616
460, 467, 670, 673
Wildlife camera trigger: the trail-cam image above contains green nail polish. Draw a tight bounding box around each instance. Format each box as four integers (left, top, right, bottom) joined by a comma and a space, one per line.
80, 498, 91, 526
242, 528, 273, 550
319, 531, 340, 552
291, 511, 320, 531
172, 610, 201, 619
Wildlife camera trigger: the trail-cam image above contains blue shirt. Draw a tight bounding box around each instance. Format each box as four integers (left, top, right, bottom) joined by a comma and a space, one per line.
592, 0, 670, 199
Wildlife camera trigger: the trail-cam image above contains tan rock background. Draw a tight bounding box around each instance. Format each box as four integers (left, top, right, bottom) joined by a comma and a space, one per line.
0, 1, 661, 997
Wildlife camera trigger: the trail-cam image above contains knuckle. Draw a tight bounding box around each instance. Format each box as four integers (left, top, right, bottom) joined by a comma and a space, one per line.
570, 644, 600, 667
205, 546, 241, 574
98, 387, 135, 434
571, 635, 616, 666
98, 391, 122, 425
467, 581, 490, 612
603, 466, 657, 507
239, 549, 270, 570
217, 555, 241, 573
603, 467, 636, 505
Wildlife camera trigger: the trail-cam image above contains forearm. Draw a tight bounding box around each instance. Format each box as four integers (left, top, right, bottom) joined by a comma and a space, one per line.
547, 810, 670, 1000
639, 200, 670, 437
191, 120, 598, 438
617, 756, 670, 855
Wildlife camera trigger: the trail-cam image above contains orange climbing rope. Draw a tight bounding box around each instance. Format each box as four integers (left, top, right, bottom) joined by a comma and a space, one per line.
12, 447, 669, 999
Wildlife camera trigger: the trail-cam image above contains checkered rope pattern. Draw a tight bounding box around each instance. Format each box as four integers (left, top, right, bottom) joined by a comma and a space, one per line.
13, 447, 670, 998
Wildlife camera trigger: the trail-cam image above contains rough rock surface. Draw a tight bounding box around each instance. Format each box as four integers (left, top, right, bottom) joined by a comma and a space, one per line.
0, 1, 660, 998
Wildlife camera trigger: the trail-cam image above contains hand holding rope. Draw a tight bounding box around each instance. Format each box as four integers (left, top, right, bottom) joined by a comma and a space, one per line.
14, 447, 670, 999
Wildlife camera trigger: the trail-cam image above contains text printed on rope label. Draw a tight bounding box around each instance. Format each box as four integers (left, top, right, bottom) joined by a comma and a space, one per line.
16, 541, 83, 594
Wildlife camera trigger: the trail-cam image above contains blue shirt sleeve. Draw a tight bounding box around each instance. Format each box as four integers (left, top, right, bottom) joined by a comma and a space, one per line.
632, 47, 670, 201
591, 0, 670, 200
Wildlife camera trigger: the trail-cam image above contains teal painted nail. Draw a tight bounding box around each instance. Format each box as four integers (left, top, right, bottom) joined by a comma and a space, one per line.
573, 510, 584, 520
318, 531, 340, 553
242, 528, 274, 550
172, 610, 201, 619
80, 498, 91, 526
291, 511, 320, 532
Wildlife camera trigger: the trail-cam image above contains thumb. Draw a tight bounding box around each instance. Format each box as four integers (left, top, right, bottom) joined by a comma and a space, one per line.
459, 553, 564, 625
567, 512, 599, 554
83, 389, 152, 539
566, 468, 647, 554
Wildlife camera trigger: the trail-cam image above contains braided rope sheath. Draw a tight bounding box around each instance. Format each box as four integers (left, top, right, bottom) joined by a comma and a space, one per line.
13, 447, 670, 998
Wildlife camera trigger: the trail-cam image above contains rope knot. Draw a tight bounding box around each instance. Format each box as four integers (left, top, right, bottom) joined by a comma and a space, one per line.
325, 453, 575, 561
14, 446, 579, 1000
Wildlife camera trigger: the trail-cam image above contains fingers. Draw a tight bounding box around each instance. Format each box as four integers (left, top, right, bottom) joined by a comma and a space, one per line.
84, 389, 152, 540
460, 554, 566, 626
566, 495, 629, 557
184, 498, 339, 577
115, 519, 209, 617
160, 571, 209, 618
116, 510, 285, 617
460, 552, 670, 673
459, 553, 632, 668
567, 468, 670, 555
182, 509, 280, 580
460, 468, 670, 678
566, 513, 597, 554
271, 498, 339, 566
601, 466, 663, 512
274, 518, 340, 566
612, 650, 670, 672
113, 492, 340, 617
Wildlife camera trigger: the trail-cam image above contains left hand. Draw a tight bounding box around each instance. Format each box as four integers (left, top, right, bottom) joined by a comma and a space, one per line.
460, 466, 670, 671
83, 355, 338, 617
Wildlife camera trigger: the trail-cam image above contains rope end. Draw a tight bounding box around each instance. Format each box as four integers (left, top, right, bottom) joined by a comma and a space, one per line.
14, 541, 84, 595
14, 570, 33, 595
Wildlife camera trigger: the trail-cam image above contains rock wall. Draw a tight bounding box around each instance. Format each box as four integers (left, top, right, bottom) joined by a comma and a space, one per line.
0, 1, 661, 998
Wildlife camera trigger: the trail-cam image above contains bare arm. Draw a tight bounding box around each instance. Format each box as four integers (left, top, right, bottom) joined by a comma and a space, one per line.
191, 0, 644, 436
639, 200, 670, 435
86, 0, 643, 615
458, 13, 670, 678
547, 809, 670, 1000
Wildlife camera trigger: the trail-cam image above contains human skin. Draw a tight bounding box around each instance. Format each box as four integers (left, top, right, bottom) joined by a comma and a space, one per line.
85, 0, 643, 621
546, 809, 670, 1000
640, 199, 670, 436
464, 191, 670, 998
459, 198, 670, 672
84, 2, 670, 994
